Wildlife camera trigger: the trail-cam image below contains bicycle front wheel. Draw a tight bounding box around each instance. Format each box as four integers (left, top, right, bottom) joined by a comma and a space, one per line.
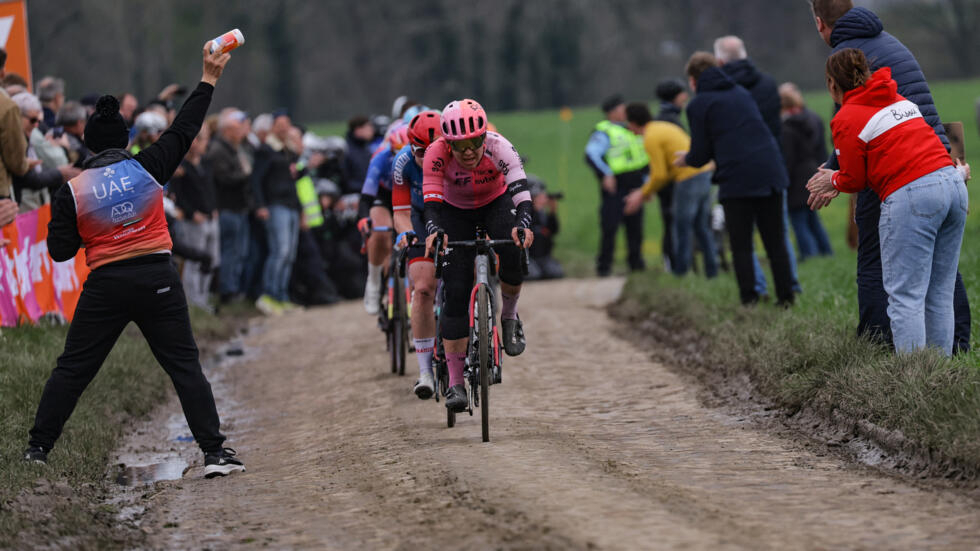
477, 284, 491, 442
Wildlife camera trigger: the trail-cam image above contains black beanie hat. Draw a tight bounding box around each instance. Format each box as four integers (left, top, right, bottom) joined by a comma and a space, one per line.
84, 95, 130, 153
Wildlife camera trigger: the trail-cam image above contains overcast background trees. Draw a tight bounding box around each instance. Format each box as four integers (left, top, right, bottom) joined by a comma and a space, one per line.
26, 0, 980, 121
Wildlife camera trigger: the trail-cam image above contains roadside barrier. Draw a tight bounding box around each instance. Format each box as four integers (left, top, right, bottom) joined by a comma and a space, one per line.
0, 204, 90, 326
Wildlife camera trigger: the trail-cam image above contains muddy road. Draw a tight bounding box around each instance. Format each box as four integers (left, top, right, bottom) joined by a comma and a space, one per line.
135, 278, 980, 549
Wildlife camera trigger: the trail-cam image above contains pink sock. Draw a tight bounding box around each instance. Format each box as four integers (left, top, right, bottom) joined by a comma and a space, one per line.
501, 292, 519, 321
448, 353, 466, 387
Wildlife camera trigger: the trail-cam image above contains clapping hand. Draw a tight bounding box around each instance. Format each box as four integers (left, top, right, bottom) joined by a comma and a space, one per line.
806, 167, 839, 210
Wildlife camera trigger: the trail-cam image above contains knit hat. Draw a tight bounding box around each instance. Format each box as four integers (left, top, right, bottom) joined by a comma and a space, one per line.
655, 79, 686, 103
84, 95, 129, 153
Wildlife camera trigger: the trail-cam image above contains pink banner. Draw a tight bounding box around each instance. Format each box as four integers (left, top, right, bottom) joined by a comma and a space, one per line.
0, 205, 90, 327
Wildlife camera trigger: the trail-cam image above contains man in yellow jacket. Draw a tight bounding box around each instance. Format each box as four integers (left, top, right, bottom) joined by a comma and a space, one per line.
624, 102, 717, 277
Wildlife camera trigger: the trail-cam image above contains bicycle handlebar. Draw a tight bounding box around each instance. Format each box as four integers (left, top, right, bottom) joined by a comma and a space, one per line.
432, 228, 530, 278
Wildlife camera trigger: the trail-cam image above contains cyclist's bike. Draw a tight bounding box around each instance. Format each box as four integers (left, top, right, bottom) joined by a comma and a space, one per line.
366, 224, 411, 376
433, 228, 528, 442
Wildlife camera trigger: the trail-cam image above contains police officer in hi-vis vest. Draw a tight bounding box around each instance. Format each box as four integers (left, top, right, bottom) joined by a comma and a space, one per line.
584, 95, 650, 276
23, 44, 245, 479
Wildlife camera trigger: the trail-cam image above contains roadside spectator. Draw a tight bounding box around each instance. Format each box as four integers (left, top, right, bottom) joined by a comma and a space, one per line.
0, 48, 31, 203
716, 35, 801, 297
206, 108, 252, 303
36, 76, 65, 131
807, 0, 972, 353
56, 101, 91, 167
624, 102, 717, 279
526, 175, 564, 281
779, 83, 832, 260
652, 81, 689, 271
807, 49, 966, 355
169, 124, 219, 312
680, 52, 794, 306
10, 92, 79, 208
654, 79, 688, 129
130, 110, 167, 154
251, 110, 301, 314
585, 94, 649, 276
117, 92, 138, 125
0, 197, 17, 245
1, 72, 27, 90
289, 129, 339, 305
343, 115, 375, 194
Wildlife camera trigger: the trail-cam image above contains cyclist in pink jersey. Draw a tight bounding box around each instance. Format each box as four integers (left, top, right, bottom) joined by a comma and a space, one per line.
423, 99, 534, 413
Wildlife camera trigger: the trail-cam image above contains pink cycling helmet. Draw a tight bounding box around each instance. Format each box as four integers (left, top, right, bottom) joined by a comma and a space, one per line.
440, 99, 488, 140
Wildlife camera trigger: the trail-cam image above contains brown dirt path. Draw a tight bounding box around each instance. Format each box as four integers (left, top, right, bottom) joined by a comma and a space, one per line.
141, 278, 980, 550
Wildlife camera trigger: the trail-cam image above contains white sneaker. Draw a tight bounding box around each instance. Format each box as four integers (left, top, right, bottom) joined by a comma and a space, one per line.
414, 371, 435, 400
364, 277, 381, 315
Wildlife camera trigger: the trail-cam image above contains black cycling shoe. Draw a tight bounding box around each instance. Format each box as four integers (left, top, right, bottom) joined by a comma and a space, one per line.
502, 317, 526, 356
204, 448, 246, 478
23, 445, 48, 464
445, 384, 468, 413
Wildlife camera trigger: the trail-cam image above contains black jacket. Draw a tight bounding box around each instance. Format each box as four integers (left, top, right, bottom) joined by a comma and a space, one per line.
685, 67, 788, 201
250, 140, 300, 210
205, 136, 251, 211
169, 158, 216, 218
342, 132, 373, 194
781, 109, 827, 210
655, 102, 685, 129
828, 6, 949, 169
720, 58, 782, 141
46, 82, 214, 263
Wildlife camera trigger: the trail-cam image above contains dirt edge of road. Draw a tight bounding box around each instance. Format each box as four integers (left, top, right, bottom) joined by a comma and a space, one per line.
609, 299, 980, 494
2, 319, 252, 551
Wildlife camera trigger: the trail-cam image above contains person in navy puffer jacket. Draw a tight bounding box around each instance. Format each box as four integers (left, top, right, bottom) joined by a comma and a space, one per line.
807, 0, 972, 354
681, 52, 794, 307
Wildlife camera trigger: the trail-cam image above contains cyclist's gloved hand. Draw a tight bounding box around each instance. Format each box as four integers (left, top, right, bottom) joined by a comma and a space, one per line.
395, 231, 417, 250
512, 227, 534, 249
357, 217, 371, 236
425, 230, 446, 259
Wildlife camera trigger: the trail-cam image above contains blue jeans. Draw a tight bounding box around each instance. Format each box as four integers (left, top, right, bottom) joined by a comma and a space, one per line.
671, 171, 717, 277
879, 167, 967, 355
218, 210, 250, 296
262, 205, 300, 302
753, 190, 800, 295
788, 207, 833, 260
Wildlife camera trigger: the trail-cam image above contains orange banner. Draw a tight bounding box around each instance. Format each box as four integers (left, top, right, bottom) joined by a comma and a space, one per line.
0, 205, 90, 326
0, 1, 31, 89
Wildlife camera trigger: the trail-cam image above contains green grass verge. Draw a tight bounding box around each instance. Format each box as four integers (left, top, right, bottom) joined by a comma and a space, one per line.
617, 267, 980, 474
0, 305, 248, 544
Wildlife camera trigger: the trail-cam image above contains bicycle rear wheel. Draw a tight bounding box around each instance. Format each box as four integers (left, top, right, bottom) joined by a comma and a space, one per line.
477, 284, 491, 442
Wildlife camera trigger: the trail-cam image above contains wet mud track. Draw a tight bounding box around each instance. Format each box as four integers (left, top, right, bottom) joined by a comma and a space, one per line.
138, 278, 980, 549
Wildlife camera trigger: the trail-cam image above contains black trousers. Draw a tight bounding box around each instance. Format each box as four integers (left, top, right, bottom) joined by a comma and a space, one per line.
657, 182, 675, 268
440, 194, 524, 340
28, 255, 225, 454
722, 192, 795, 305
597, 170, 646, 275
854, 188, 971, 352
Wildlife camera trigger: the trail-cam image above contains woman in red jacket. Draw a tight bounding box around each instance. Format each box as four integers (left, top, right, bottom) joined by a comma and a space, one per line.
808, 48, 968, 356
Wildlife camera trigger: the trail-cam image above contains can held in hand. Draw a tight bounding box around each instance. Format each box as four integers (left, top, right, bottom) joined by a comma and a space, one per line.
209, 29, 245, 55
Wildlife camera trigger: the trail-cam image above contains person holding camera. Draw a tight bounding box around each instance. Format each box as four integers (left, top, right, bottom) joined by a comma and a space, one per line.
23, 44, 245, 478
